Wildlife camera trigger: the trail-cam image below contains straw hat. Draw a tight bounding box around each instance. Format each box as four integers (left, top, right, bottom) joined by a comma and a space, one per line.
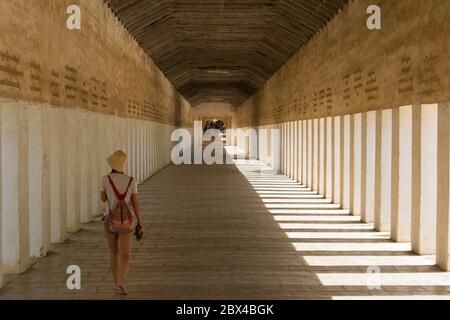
107, 150, 128, 172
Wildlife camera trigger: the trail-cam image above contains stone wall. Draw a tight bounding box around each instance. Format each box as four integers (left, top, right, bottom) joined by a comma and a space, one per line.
237, 0, 450, 127
0, 0, 194, 126
0, 0, 192, 276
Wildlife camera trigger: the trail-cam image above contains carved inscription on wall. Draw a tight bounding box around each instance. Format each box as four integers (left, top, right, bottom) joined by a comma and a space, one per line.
30, 61, 42, 94
127, 99, 176, 125
365, 70, 378, 101
64, 65, 78, 101
0, 51, 22, 90
50, 70, 60, 98
418, 54, 440, 97
0, 52, 180, 125
398, 55, 414, 94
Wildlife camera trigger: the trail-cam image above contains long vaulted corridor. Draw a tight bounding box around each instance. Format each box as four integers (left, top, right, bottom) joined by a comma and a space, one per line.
1, 0, 450, 305
1, 153, 449, 300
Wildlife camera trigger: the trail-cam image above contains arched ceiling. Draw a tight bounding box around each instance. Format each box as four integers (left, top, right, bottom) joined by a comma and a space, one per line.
105, 0, 348, 106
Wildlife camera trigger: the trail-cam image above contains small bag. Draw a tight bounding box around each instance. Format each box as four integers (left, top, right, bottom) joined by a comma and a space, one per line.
134, 224, 143, 241
106, 175, 134, 233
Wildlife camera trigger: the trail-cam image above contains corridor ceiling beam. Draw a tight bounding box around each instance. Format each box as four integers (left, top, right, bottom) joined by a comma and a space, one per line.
105, 0, 347, 106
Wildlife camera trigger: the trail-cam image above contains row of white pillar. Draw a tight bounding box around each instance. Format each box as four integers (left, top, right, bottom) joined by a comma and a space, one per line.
257, 103, 450, 271
0, 99, 174, 287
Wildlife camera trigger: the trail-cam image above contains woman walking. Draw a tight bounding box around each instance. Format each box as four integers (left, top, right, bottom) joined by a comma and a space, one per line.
101, 150, 144, 295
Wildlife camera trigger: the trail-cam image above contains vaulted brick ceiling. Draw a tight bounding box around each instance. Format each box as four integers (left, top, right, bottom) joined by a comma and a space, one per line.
106, 0, 347, 106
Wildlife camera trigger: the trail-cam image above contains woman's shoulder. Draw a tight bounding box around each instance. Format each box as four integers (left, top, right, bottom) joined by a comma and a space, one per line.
114, 173, 136, 181
102, 173, 135, 182
122, 173, 135, 180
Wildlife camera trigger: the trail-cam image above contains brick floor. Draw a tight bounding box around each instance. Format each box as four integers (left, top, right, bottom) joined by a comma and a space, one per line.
1, 156, 450, 300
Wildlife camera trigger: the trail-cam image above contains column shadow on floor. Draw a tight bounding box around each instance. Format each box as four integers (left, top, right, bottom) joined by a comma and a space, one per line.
1, 146, 450, 299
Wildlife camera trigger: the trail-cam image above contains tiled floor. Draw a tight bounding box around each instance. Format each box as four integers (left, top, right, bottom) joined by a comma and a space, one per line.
1, 154, 450, 300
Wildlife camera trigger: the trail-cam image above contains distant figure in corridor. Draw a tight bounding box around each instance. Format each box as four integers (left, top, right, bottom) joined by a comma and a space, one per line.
100, 150, 144, 295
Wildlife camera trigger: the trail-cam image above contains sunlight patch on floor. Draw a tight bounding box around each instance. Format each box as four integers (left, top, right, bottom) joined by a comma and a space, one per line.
269, 209, 351, 215
286, 231, 391, 240
332, 295, 450, 300
292, 242, 412, 252
303, 255, 436, 266
318, 272, 450, 286
278, 223, 374, 230
274, 215, 361, 222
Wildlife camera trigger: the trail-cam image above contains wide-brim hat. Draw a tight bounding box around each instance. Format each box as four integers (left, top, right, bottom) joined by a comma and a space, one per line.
107, 150, 127, 172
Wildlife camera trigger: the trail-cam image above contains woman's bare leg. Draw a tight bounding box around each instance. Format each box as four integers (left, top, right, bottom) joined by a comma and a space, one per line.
106, 232, 119, 288
117, 232, 133, 294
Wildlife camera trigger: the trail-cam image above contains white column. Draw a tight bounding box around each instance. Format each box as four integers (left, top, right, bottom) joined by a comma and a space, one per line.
279, 124, 283, 173
333, 116, 343, 204
59, 109, 68, 241
377, 109, 392, 232
374, 110, 382, 230
72, 109, 81, 231
87, 112, 98, 220
437, 103, 450, 270
353, 114, 362, 215
365, 111, 378, 223
412, 104, 438, 255
155, 122, 159, 169
290, 123, 294, 179
271, 125, 281, 173
144, 121, 150, 179
343, 115, 353, 211
283, 123, 287, 175
1, 102, 30, 273
139, 120, 144, 182
391, 106, 412, 242
302, 120, 308, 186
287, 122, 291, 178
150, 121, 154, 176
119, 118, 125, 170
144, 121, 149, 180
136, 120, 141, 182
28, 105, 45, 257
287, 123, 290, 177
319, 118, 327, 196
132, 120, 138, 177
65, 110, 77, 233
96, 113, 104, 215
291, 122, 296, 179
266, 126, 271, 166
156, 123, 160, 170
0, 102, 2, 287
297, 121, 303, 184
326, 117, 334, 200
360, 113, 368, 221
126, 118, 133, 174
49, 109, 60, 243
293, 122, 298, 181
258, 127, 266, 164
313, 119, 319, 191
307, 119, 313, 188
79, 111, 89, 224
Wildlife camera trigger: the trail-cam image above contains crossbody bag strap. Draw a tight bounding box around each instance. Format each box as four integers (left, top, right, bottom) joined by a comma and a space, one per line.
107, 175, 133, 201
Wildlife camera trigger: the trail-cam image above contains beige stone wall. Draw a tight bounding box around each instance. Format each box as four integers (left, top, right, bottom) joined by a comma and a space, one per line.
238, 0, 450, 127
0, 0, 193, 126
